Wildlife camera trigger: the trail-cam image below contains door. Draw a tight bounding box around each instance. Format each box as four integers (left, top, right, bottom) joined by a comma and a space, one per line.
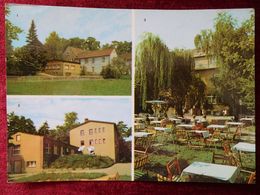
14, 160, 22, 173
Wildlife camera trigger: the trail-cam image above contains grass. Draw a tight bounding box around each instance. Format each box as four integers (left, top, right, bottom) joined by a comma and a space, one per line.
138, 127, 255, 183
11, 172, 107, 182
7, 78, 131, 95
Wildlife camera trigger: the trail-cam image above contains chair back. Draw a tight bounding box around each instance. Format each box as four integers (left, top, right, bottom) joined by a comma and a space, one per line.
134, 153, 148, 169
166, 157, 181, 179
248, 171, 256, 184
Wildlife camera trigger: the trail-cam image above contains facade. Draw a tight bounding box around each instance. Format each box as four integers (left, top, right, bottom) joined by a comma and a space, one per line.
76, 48, 117, 74
8, 132, 78, 174
70, 119, 120, 162
44, 60, 81, 76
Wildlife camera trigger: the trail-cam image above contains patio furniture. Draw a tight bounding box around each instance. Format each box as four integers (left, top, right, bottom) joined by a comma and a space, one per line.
156, 157, 182, 182
175, 130, 189, 145
181, 161, 240, 183
206, 130, 222, 149
150, 120, 162, 127
232, 142, 255, 168
176, 124, 195, 130
134, 152, 149, 181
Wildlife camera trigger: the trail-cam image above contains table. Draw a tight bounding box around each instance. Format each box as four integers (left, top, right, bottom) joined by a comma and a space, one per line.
226, 122, 244, 126
134, 132, 153, 138
232, 142, 255, 168
150, 120, 162, 126
154, 127, 171, 132
181, 162, 240, 183
134, 122, 145, 130
193, 130, 209, 138
239, 118, 255, 126
207, 125, 227, 129
148, 116, 156, 120
177, 124, 195, 130
135, 117, 145, 122
169, 118, 182, 124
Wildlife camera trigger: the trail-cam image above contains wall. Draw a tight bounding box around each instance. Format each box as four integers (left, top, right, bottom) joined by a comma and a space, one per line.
70, 122, 117, 161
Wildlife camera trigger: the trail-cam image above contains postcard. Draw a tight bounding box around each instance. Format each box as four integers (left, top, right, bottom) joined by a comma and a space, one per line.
6, 4, 255, 183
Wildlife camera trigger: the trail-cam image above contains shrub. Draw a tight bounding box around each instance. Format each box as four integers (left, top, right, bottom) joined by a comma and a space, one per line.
100, 65, 122, 79
50, 154, 114, 169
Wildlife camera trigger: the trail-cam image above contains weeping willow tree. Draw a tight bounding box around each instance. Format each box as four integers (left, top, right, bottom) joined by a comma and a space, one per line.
135, 33, 171, 112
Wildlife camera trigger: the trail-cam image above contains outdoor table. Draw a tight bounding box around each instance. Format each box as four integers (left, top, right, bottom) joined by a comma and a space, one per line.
148, 116, 156, 120
154, 127, 170, 132
150, 120, 162, 126
134, 132, 153, 138
232, 142, 255, 168
169, 118, 182, 124
207, 124, 227, 129
134, 122, 145, 130
193, 130, 210, 138
177, 124, 195, 130
226, 122, 244, 126
135, 117, 145, 122
239, 118, 254, 126
181, 161, 240, 183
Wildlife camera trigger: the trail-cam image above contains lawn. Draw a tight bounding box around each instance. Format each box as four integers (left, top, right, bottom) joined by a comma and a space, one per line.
10, 172, 107, 182
7, 78, 131, 95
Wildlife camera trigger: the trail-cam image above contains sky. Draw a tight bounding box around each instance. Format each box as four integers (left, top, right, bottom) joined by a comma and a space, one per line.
7, 4, 132, 48
135, 9, 253, 50
7, 96, 132, 129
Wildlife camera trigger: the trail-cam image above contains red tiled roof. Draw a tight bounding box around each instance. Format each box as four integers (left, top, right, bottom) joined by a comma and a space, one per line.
77, 48, 114, 59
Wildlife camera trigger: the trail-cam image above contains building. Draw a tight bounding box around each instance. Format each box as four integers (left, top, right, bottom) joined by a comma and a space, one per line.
76, 48, 117, 74
44, 60, 81, 76
8, 132, 78, 173
69, 119, 120, 162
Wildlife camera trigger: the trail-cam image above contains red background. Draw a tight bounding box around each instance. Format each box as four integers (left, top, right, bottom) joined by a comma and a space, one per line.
0, 0, 258, 194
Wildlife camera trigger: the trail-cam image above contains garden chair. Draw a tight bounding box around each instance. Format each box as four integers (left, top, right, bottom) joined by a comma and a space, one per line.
206, 130, 222, 149
135, 136, 153, 154
225, 126, 242, 142
175, 130, 189, 145
156, 157, 182, 182
134, 152, 149, 181
237, 170, 256, 184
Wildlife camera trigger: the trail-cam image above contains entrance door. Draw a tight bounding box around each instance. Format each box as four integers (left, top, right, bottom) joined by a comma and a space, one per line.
14, 160, 22, 173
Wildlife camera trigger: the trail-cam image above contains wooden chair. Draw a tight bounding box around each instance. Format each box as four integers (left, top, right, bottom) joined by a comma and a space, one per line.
156, 157, 182, 182
175, 130, 189, 145
206, 130, 222, 149
134, 152, 149, 181
248, 171, 256, 184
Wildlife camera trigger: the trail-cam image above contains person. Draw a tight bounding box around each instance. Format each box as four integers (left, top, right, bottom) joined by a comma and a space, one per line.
78, 145, 85, 154
145, 114, 150, 127
87, 143, 95, 155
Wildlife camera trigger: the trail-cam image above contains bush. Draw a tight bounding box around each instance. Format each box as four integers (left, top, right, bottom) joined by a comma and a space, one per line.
100, 65, 122, 79
50, 154, 114, 169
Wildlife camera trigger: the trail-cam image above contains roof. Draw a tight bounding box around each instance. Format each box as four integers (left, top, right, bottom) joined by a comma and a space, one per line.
62, 46, 86, 61
76, 48, 114, 59
47, 60, 80, 64
70, 120, 116, 131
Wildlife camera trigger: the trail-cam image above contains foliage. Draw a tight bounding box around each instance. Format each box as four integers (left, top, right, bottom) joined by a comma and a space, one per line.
135, 33, 171, 112
111, 57, 130, 75
102, 41, 132, 55
195, 12, 255, 115
116, 121, 131, 138
45, 31, 68, 60
84, 37, 100, 50
53, 112, 80, 143
100, 64, 122, 79
7, 112, 37, 138
38, 121, 50, 135
13, 172, 107, 182
50, 154, 114, 169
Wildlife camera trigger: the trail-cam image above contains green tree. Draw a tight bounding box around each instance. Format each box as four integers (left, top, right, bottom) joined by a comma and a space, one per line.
21, 20, 47, 75
7, 112, 37, 138
44, 31, 67, 60
210, 12, 255, 115
5, 6, 22, 75
38, 121, 50, 135
102, 41, 132, 55
68, 37, 86, 49
116, 121, 131, 138
54, 112, 80, 143
84, 37, 100, 50
135, 33, 171, 112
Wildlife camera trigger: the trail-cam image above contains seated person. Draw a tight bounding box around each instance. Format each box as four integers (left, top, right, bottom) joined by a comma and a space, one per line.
87, 144, 95, 155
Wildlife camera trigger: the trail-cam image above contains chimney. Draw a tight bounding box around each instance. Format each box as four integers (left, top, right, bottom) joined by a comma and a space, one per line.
84, 118, 89, 123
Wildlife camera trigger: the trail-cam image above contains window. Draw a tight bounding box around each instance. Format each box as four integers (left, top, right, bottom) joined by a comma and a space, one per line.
16, 135, 21, 141
65, 65, 69, 70
94, 128, 97, 133
54, 145, 58, 155
89, 139, 93, 145
95, 139, 98, 144
98, 128, 101, 133
102, 57, 105, 62
80, 140, 84, 146
27, 161, 36, 168
80, 130, 85, 136
13, 145, 20, 155
102, 127, 105, 133
103, 138, 106, 144
99, 139, 102, 144
71, 65, 75, 70
92, 58, 95, 63
89, 129, 93, 135
45, 143, 50, 154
